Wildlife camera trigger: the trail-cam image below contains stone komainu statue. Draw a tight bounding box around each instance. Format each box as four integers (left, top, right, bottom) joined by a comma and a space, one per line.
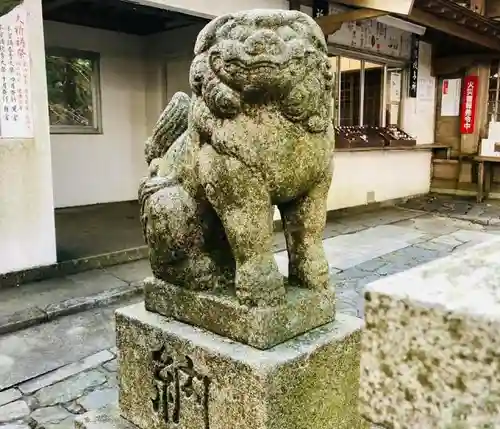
139, 9, 335, 307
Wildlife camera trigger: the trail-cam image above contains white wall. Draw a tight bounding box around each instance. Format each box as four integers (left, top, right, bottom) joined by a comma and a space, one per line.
44, 21, 149, 208
132, 0, 288, 19
0, 0, 57, 274
326, 150, 431, 210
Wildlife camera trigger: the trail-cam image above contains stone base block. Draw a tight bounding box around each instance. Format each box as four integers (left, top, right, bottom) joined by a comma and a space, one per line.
144, 277, 336, 350
110, 302, 367, 429
360, 239, 500, 428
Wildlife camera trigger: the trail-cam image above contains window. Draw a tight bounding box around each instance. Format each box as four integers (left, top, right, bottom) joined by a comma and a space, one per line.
333, 55, 401, 128
488, 60, 500, 123
45, 49, 101, 133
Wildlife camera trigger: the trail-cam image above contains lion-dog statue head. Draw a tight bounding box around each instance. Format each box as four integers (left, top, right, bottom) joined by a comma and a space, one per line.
189, 9, 334, 134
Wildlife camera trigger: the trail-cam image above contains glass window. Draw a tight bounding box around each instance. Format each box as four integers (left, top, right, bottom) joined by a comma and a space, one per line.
339, 57, 361, 126
45, 49, 101, 133
335, 56, 398, 128
488, 60, 500, 123
363, 62, 383, 126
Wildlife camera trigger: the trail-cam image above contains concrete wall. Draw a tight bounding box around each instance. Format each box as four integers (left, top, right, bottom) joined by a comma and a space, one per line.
0, 0, 57, 274
327, 150, 431, 210
44, 21, 149, 208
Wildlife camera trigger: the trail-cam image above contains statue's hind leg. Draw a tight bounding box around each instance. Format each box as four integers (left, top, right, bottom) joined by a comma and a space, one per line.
141, 183, 229, 290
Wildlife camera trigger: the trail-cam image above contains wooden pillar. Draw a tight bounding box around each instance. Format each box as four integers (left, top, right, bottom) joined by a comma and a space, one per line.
486, 0, 500, 18
471, 0, 486, 15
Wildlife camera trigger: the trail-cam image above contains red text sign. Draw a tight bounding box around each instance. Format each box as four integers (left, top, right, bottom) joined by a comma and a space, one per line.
461, 75, 478, 134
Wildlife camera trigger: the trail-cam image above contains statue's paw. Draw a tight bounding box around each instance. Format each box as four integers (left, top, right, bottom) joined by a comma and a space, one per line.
235, 255, 286, 307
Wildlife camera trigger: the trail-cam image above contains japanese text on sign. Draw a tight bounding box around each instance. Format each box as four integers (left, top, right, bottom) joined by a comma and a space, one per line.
0, 3, 33, 139
460, 76, 478, 135
408, 35, 419, 98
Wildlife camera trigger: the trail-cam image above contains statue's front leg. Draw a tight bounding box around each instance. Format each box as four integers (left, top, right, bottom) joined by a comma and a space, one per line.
279, 169, 332, 291
199, 145, 285, 307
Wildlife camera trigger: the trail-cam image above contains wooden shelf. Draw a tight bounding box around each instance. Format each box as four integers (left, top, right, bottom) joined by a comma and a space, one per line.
334, 143, 450, 153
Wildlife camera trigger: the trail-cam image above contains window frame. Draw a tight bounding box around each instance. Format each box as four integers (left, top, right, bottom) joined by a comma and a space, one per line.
329, 45, 406, 128
46, 47, 102, 135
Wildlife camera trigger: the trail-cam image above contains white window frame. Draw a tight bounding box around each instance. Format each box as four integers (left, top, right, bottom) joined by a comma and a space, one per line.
46, 47, 102, 135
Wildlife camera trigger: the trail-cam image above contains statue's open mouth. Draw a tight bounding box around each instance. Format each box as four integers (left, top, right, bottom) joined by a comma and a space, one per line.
226, 58, 285, 72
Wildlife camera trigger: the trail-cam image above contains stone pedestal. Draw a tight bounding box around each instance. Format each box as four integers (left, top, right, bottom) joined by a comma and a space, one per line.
144, 277, 337, 349
76, 303, 367, 429
359, 239, 500, 428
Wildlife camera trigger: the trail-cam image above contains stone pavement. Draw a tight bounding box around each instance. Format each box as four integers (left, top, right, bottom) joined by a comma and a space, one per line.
1, 206, 499, 429
398, 193, 500, 226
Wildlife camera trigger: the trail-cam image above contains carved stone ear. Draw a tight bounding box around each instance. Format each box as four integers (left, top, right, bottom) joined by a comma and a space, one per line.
194, 15, 233, 55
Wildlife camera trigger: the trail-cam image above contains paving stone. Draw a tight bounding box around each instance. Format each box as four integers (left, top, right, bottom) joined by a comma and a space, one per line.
35, 370, 107, 407
63, 402, 85, 415
412, 240, 454, 252
42, 416, 75, 429
0, 390, 21, 408
19, 350, 114, 395
354, 258, 387, 272
449, 229, 497, 245
76, 388, 118, 411
104, 260, 152, 284
0, 422, 31, 429
0, 302, 128, 391
322, 225, 424, 270
30, 406, 71, 425
0, 401, 30, 423
102, 359, 117, 373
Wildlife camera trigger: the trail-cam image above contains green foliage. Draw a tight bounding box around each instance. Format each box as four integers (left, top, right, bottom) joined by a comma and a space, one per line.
45, 54, 95, 127
0, 0, 22, 18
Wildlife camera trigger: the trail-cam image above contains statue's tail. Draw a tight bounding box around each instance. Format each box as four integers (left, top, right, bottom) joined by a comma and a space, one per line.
144, 91, 190, 165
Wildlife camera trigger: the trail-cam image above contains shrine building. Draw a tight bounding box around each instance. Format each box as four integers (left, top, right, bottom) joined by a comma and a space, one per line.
1, 0, 500, 282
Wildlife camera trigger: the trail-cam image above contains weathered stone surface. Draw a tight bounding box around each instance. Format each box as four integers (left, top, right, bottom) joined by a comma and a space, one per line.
322, 225, 424, 270
19, 350, 114, 395
360, 238, 500, 428
35, 370, 107, 407
138, 9, 335, 307
0, 304, 118, 391
77, 388, 118, 412
30, 406, 71, 425
0, 390, 21, 407
0, 422, 31, 429
116, 303, 367, 429
102, 359, 117, 373
0, 307, 47, 335
144, 277, 335, 350
0, 401, 29, 423
75, 406, 136, 429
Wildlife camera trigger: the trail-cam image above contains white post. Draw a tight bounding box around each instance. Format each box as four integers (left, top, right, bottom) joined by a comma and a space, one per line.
0, 0, 56, 274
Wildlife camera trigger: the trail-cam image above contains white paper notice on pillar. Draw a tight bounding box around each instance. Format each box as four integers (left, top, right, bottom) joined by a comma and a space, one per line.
390, 72, 401, 102
441, 78, 461, 117
0, 4, 33, 139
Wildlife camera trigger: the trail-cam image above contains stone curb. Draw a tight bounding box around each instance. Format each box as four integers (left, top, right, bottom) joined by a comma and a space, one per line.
0, 246, 149, 291
0, 282, 143, 337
